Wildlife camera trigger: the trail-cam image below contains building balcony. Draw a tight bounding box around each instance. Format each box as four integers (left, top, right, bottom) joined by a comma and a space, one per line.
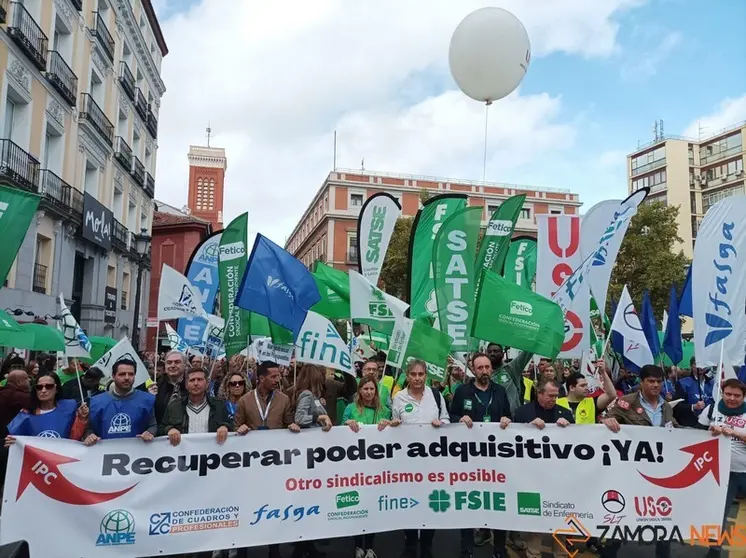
70, 0, 82, 10
8, 2, 48, 71
0, 0, 7, 24
118, 62, 136, 102
131, 156, 145, 187
121, 290, 128, 310
0, 139, 40, 191
128, 231, 138, 254
45, 51, 78, 107
631, 158, 666, 177
113, 136, 133, 171
146, 108, 158, 139
91, 11, 115, 63
32, 262, 47, 294
113, 219, 128, 252
134, 88, 148, 121
144, 172, 155, 198
79, 93, 114, 146
39, 170, 84, 223
700, 145, 744, 166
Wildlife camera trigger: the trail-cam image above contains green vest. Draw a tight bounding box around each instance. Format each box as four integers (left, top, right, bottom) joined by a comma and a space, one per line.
344, 403, 391, 424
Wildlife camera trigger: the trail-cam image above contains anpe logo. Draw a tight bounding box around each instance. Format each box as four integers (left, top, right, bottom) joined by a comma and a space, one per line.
634, 496, 672, 522
96, 509, 136, 546
108, 413, 132, 435
517, 492, 541, 516
428, 490, 505, 513
336, 491, 360, 509
510, 300, 533, 316
602, 490, 626, 514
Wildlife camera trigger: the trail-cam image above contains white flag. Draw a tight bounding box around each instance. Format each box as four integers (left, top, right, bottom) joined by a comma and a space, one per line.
610, 286, 654, 371
203, 314, 225, 353
349, 270, 408, 335
165, 323, 190, 352
357, 193, 402, 286
580, 199, 622, 312
251, 337, 293, 366
692, 195, 746, 367
158, 264, 209, 321
295, 311, 354, 376
93, 337, 150, 386
58, 294, 91, 358
662, 310, 669, 332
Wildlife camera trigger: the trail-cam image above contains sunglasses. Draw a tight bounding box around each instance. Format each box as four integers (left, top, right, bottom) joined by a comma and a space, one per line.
36, 383, 56, 392
229, 381, 244, 387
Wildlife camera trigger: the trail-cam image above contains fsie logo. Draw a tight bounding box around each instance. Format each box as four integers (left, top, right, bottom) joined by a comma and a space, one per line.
704, 221, 736, 347
509, 301, 533, 317
96, 509, 136, 546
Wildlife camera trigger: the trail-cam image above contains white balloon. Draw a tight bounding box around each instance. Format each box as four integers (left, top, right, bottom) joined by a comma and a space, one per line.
448, 7, 531, 103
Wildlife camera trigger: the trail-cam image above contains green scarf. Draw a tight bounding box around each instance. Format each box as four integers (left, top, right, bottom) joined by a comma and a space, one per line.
718, 400, 746, 417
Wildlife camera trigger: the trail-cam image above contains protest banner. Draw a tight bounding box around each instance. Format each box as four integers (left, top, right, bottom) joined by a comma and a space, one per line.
1, 425, 727, 557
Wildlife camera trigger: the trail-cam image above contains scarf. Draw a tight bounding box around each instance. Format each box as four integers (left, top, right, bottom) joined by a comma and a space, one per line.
718, 400, 746, 417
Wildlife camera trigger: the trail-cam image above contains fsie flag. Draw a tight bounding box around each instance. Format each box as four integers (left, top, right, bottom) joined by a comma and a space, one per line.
357, 193, 401, 287
177, 232, 222, 345
692, 195, 746, 367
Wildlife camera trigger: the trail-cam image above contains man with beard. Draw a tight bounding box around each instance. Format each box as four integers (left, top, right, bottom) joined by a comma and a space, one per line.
486, 344, 534, 412
449, 353, 511, 558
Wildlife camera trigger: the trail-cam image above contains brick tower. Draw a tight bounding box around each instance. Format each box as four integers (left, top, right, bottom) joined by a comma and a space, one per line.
186, 138, 227, 230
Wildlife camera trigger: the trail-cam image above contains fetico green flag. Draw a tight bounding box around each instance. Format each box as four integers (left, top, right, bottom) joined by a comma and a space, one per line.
474, 194, 526, 299
433, 206, 482, 356
219, 213, 251, 358
407, 194, 467, 319
0, 185, 40, 286
472, 270, 564, 358
503, 237, 537, 289
311, 262, 350, 319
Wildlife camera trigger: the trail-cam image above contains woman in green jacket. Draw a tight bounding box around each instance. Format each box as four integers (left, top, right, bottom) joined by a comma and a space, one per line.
342, 377, 395, 558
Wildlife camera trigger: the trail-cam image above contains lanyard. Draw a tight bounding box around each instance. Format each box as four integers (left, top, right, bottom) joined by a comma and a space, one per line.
254, 390, 274, 426
226, 400, 238, 418
474, 390, 493, 413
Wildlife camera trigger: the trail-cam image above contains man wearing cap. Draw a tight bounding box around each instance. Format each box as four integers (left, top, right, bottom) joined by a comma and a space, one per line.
62, 367, 105, 404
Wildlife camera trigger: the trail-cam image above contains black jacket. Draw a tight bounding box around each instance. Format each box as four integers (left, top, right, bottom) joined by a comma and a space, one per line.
61, 381, 104, 405
155, 375, 188, 425
449, 381, 511, 424
514, 401, 575, 425
159, 395, 233, 436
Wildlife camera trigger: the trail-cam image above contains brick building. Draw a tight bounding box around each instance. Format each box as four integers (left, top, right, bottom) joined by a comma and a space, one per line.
285, 169, 581, 270
186, 145, 227, 230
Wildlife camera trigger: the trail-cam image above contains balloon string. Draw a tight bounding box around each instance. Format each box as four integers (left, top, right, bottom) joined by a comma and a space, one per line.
482, 101, 491, 183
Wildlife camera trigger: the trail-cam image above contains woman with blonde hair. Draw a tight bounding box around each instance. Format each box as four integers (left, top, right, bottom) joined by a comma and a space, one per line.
217, 369, 251, 422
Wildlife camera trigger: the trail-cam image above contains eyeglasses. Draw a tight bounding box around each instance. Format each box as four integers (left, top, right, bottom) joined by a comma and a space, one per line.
35, 384, 55, 392
229, 381, 244, 387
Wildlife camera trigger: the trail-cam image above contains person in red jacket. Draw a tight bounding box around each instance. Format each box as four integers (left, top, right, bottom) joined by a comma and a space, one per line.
0, 368, 31, 489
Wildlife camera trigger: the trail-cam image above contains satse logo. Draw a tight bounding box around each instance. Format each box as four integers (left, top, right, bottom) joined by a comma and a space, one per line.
365, 205, 387, 264
267, 275, 294, 300
704, 221, 736, 347
509, 301, 533, 316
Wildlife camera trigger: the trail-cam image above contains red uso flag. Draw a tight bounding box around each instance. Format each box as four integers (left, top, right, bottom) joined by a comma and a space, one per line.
536, 215, 588, 358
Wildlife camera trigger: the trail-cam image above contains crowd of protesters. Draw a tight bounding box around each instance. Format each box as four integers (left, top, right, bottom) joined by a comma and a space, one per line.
0, 343, 741, 558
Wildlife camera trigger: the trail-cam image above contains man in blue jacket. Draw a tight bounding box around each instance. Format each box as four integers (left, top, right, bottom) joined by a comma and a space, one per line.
675, 359, 714, 427
84, 358, 157, 445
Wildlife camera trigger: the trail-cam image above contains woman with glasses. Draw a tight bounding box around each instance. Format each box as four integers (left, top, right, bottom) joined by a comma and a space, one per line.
218, 370, 251, 422
4, 372, 88, 445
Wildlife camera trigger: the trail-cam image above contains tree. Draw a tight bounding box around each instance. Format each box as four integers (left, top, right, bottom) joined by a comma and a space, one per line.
379, 217, 413, 301
419, 188, 433, 205
607, 201, 689, 320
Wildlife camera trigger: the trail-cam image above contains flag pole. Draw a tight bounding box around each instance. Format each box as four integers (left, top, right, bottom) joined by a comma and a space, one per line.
73, 357, 85, 404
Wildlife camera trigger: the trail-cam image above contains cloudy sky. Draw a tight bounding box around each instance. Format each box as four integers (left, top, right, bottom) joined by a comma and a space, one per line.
150, 0, 746, 246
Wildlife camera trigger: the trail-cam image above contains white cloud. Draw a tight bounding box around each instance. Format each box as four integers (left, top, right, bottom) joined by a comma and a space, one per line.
620, 29, 681, 80
683, 94, 746, 139
152, 0, 646, 245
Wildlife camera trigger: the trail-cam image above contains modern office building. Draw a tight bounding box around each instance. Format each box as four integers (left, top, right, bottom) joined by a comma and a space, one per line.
627, 121, 745, 258
0, 0, 167, 348
186, 143, 226, 230
285, 168, 581, 271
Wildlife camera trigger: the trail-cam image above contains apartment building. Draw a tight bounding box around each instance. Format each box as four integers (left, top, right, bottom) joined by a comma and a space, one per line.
627, 121, 745, 258
0, 0, 167, 346
286, 168, 581, 271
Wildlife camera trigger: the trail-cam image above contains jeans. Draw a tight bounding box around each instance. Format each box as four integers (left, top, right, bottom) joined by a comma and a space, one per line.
460, 529, 506, 555
354, 533, 375, 550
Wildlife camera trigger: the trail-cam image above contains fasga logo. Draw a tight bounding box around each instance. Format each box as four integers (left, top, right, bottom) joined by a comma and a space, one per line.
704, 221, 736, 347
267, 275, 294, 300
96, 509, 136, 546
250, 504, 320, 525
509, 300, 533, 316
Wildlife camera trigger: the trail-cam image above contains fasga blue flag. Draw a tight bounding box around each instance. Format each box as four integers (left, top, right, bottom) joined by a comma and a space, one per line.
662, 284, 683, 365
678, 266, 692, 318
234, 234, 320, 338
640, 290, 660, 358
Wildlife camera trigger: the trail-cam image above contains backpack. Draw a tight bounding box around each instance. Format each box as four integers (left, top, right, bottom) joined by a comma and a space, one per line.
432, 388, 445, 417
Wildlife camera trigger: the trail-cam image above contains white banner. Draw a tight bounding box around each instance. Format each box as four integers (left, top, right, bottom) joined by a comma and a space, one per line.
0, 426, 728, 557
93, 337, 151, 387
58, 293, 91, 358
158, 264, 209, 321
252, 338, 293, 366
580, 199, 622, 312
536, 215, 588, 357
611, 286, 654, 370
165, 323, 189, 352
692, 195, 746, 367
349, 270, 409, 333
295, 311, 354, 375
357, 193, 402, 286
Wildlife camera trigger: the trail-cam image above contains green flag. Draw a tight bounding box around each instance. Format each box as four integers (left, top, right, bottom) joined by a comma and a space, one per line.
407, 194, 467, 319
433, 206, 482, 356
388, 317, 452, 369
472, 270, 565, 358
503, 237, 537, 289
311, 262, 350, 319
219, 213, 251, 358
249, 312, 293, 345
474, 194, 526, 298
0, 185, 40, 286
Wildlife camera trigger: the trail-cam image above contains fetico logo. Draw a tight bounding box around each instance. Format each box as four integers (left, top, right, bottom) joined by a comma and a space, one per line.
517, 492, 541, 516
96, 509, 136, 546
428, 490, 506, 513
510, 301, 533, 317
486, 219, 513, 237
704, 221, 736, 347
219, 241, 245, 262
336, 491, 360, 509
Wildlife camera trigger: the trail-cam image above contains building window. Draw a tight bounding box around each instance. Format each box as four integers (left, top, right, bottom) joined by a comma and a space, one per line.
700, 133, 743, 165
347, 233, 358, 262
486, 204, 500, 217
631, 146, 666, 176
549, 206, 563, 215
350, 194, 364, 207
520, 208, 531, 220
702, 185, 745, 214
33, 236, 50, 294
3, 98, 16, 139
122, 272, 130, 310
632, 169, 667, 191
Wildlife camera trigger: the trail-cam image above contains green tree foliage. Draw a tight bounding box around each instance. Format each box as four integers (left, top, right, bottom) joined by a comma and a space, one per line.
379, 217, 413, 301
607, 201, 689, 319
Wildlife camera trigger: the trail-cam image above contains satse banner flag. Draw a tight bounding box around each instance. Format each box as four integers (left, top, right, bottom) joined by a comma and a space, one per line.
356, 193, 401, 287
0, 426, 728, 557
692, 195, 746, 367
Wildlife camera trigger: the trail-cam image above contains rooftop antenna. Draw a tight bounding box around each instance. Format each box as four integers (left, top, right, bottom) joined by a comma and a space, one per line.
698, 121, 707, 141
659, 119, 664, 139
652, 120, 659, 141
361, 158, 365, 171
206, 123, 212, 147
333, 130, 337, 171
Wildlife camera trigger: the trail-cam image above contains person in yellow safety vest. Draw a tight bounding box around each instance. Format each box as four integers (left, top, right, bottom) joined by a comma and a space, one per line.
556, 360, 617, 424
523, 376, 534, 403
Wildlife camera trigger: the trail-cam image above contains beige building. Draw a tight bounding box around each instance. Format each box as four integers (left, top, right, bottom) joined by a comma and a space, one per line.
627, 121, 745, 258
0, 0, 167, 346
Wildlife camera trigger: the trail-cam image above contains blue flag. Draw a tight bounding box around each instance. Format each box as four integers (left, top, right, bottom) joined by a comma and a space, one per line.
640, 290, 660, 358
662, 284, 683, 365
678, 266, 692, 318
235, 234, 321, 338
